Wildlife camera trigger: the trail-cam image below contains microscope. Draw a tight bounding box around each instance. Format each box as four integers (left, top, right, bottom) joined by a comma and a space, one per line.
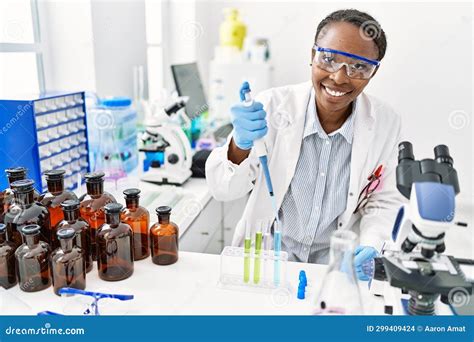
139, 98, 193, 185
372, 142, 472, 315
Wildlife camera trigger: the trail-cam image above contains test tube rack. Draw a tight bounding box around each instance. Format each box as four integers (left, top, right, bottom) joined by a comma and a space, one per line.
219, 246, 289, 293
0, 92, 90, 192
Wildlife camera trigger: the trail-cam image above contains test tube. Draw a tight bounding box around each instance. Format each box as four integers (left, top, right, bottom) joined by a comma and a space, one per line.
243, 221, 251, 283
253, 220, 263, 284
274, 220, 282, 287
263, 219, 273, 284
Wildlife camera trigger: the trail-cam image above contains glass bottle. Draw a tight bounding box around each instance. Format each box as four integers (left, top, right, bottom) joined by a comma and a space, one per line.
56, 199, 92, 273
97, 203, 133, 281
0, 223, 17, 289
51, 227, 86, 296
2, 167, 41, 216
150, 206, 179, 265
120, 188, 150, 260
41, 170, 78, 249
15, 224, 51, 292
3, 179, 51, 249
79, 172, 116, 260
314, 230, 363, 315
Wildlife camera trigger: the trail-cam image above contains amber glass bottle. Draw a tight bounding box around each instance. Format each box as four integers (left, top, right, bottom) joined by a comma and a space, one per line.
2, 167, 41, 217
0, 223, 17, 289
56, 200, 92, 273
79, 172, 116, 260
41, 170, 78, 249
97, 203, 133, 281
121, 188, 150, 260
15, 224, 51, 292
150, 206, 179, 265
51, 227, 86, 295
4, 179, 50, 248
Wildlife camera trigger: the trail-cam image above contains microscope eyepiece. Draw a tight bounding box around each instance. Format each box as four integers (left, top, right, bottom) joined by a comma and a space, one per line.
398, 141, 414, 163
434, 145, 453, 166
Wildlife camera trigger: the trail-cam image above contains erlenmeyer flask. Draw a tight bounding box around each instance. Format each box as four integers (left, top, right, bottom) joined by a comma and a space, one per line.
94, 110, 126, 187
314, 230, 363, 315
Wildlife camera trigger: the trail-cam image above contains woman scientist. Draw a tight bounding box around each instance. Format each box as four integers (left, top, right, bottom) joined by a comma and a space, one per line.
205, 9, 404, 280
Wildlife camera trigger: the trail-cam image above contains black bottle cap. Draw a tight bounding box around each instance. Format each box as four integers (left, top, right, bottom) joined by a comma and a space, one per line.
104, 203, 123, 213
61, 199, 80, 211
123, 188, 141, 198
0, 223, 6, 232
57, 228, 76, 240
44, 169, 65, 180
84, 171, 105, 183
21, 224, 41, 235
5, 167, 27, 177
156, 206, 172, 216
11, 179, 35, 193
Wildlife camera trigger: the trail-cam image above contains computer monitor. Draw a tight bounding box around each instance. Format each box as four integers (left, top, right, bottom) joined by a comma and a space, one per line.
171, 62, 208, 119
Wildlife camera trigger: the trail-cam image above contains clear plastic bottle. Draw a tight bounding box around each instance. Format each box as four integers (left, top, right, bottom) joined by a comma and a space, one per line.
41, 170, 78, 249
4, 179, 51, 249
79, 172, 116, 260
2, 167, 41, 218
97, 203, 134, 281
120, 188, 150, 260
314, 230, 363, 315
15, 224, 51, 292
0, 223, 17, 289
56, 200, 93, 273
150, 206, 179, 265
51, 227, 86, 296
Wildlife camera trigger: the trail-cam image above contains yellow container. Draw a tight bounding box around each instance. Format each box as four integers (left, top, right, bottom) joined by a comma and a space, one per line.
219, 8, 247, 50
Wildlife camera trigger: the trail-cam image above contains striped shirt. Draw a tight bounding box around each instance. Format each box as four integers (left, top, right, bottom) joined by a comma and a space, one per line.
278, 89, 355, 264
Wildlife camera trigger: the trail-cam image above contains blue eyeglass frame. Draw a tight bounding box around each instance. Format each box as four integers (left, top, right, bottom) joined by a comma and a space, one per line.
313, 45, 381, 66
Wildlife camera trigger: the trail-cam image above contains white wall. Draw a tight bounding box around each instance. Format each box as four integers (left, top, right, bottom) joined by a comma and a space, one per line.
90, 0, 148, 98
38, 0, 96, 92
194, 1, 473, 202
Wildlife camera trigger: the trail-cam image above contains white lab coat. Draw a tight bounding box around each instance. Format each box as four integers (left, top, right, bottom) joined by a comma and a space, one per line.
206, 81, 405, 254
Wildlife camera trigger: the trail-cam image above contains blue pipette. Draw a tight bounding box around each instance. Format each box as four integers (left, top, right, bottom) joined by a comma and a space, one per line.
241, 82, 282, 286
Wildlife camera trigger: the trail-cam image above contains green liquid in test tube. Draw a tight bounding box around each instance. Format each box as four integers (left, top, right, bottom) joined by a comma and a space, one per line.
244, 222, 251, 283
253, 223, 263, 284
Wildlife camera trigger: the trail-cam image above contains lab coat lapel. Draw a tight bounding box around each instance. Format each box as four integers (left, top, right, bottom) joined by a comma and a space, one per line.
339, 94, 375, 228
268, 82, 312, 211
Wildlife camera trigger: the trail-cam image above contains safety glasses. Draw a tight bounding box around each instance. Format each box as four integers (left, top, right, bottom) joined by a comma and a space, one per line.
354, 165, 383, 213
313, 45, 380, 80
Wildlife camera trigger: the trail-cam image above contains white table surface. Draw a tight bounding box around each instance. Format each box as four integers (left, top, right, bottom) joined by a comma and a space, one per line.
0, 251, 384, 315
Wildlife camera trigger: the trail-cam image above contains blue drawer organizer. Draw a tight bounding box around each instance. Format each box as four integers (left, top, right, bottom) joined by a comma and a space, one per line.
0, 91, 90, 193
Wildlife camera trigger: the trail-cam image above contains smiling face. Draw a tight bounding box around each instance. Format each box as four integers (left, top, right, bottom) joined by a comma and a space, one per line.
312, 21, 380, 115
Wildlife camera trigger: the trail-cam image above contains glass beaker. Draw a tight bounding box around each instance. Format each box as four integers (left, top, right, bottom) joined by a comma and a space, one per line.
314, 230, 363, 315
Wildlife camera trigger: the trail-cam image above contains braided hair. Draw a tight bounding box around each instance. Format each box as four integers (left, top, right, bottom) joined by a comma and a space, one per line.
315, 9, 387, 60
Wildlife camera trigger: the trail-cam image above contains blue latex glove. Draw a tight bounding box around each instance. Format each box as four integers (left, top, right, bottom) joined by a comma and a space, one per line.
354, 246, 378, 281
230, 82, 268, 150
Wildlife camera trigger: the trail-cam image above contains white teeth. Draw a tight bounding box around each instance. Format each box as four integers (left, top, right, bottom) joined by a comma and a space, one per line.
324, 86, 348, 97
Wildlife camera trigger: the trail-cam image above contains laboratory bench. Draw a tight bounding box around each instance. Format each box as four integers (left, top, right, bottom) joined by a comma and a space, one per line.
2, 251, 384, 315
2, 176, 471, 315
